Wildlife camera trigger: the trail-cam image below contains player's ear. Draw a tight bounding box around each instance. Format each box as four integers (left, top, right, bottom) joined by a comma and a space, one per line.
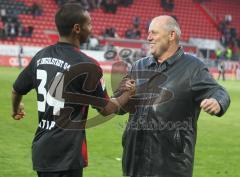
73, 24, 81, 34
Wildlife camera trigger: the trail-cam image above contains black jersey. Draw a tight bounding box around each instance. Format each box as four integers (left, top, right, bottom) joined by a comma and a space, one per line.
13, 42, 109, 172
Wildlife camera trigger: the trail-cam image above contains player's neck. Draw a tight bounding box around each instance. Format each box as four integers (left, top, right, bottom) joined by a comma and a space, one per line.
59, 36, 80, 48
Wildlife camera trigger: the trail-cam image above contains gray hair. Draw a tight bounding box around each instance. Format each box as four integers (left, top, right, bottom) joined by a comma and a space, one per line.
153, 15, 181, 41
164, 17, 181, 39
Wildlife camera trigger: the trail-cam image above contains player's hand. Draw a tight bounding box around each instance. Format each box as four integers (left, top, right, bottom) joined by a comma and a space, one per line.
117, 77, 135, 91
200, 98, 221, 115
125, 79, 136, 96
12, 102, 25, 120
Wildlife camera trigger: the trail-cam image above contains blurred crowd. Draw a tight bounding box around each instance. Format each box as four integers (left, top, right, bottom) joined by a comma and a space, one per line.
55, 0, 133, 12
216, 14, 240, 60
0, 0, 176, 47
161, 0, 174, 11
0, 2, 41, 40
54, 0, 178, 51
0, 0, 239, 62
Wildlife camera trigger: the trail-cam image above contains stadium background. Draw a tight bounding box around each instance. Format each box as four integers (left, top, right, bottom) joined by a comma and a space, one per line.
0, 0, 240, 177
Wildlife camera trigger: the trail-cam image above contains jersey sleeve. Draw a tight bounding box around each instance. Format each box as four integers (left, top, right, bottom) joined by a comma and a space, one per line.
90, 76, 109, 109
13, 59, 35, 95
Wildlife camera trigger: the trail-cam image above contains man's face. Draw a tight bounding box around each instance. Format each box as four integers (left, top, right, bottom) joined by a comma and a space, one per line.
147, 20, 170, 59
79, 11, 92, 43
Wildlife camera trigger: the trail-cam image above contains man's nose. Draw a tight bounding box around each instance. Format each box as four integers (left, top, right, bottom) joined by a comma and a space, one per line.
147, 35, 152, 41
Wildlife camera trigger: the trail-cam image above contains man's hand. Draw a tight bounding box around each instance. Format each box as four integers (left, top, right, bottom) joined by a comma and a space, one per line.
124, 79, 136, 96
200, 98, 221, 115
100, 79, 135, 116
118, 77, 134, 91
12, 102, 25, 120
115, 77, 136, 96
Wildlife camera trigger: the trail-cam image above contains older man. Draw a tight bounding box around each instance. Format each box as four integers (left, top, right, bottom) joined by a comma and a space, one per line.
117, 15, 230, 177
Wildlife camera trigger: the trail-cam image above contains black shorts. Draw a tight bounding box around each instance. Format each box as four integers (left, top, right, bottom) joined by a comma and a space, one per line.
37, 169, 83, 177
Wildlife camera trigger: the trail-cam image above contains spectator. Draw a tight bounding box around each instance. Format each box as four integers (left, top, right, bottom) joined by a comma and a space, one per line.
125, 27, 134, 39
104, 42, 116, 52
80, 0, 90, 10
220, 35, 227, 46
192, 0, 208, 2
232, 42, 239, 60
215, 48, 223, 60
9, 23, 17, 39
236, 65, 240, 79
29, 26, 34, 37
103, 28, 109, 37
31, 2, 42, 18
18, 45, 24, 68
109, 27, 116, 37
0, 28, 5, 39
25, 26, 34, 37
88, 0, 97, 10
88, 35, 100, 50
161, 0, 167, 8
224, 14, 232, 25
103, 0, 118, 13
96, 0, 103, 8
218, 19, 227, 34
4, 22, 10, 38
133, 16, 140, 28
133, 27, 141, 38
125, 27, 141, 39
217, 60, 225, 80
168, 0, 175, 11
209, 50, 217, 61
112, 0, 118, 13
161, 0, 174, 11
55, 0, 66, 7
119, 0, 133, 7
17, 21, 24, 37
103, 27, 117, 38
225, 47, 233, 60
0, 8, 7, 23
224, 28, 231, 46
13, 19, 21, 37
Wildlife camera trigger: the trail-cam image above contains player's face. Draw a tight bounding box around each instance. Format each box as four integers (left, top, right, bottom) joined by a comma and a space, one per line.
147, 20, 170, 59
79, 12, 92, 43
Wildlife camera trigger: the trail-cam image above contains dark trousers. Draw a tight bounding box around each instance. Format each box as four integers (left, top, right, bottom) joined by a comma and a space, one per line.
218, 71, 225, 80
37, 169, 83, 177
131, 176, 160, 177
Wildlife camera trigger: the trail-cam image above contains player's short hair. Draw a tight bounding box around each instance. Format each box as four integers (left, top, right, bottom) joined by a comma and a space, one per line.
55, 3, 87, 37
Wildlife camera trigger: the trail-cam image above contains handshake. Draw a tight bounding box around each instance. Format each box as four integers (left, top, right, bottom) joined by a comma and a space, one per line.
99, 77, 136, 116
115, 77, 136, 97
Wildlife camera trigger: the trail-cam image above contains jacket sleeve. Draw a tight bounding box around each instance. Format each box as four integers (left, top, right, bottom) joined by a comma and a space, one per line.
190, 65, 230, 117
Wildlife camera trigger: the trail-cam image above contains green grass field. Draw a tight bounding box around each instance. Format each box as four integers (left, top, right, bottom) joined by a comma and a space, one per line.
0, 67, 239, 177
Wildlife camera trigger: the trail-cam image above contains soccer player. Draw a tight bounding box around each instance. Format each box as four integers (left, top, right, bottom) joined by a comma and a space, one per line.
11, 3, 135, 177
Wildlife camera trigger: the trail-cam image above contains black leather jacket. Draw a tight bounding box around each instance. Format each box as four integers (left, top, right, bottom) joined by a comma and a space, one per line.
120, 48, 230, 177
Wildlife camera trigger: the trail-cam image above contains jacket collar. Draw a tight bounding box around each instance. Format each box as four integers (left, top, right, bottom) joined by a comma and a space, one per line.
147, 47, 184, 68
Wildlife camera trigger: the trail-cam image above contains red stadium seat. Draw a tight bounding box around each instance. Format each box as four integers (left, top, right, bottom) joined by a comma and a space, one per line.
1, 0, 239, 46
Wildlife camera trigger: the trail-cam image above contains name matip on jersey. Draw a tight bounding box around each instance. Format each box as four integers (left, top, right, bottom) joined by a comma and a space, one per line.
13, 42, 109, 172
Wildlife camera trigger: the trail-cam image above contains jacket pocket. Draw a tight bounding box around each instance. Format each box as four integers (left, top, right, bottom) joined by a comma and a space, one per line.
122, 130, 127, 147
173, 129, 184, 153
